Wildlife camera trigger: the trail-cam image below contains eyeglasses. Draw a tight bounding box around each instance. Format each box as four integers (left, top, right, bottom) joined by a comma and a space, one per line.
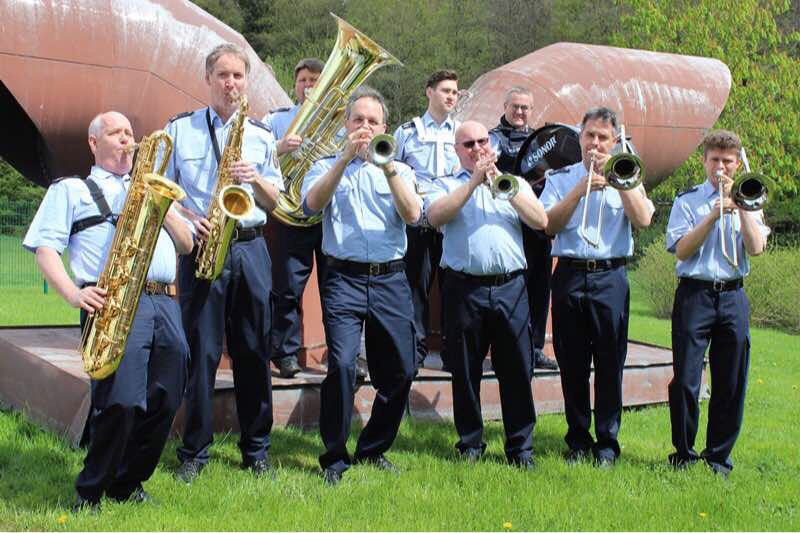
460, 137, 489, 149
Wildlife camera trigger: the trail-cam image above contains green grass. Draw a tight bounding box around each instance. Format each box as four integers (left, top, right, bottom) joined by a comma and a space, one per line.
0, 271, 798, 530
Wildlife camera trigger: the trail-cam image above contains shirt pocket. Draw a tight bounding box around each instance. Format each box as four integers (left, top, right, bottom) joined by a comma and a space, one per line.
179, 145, 212, 181
242, 142, 268, 170
330, 184, 354, 222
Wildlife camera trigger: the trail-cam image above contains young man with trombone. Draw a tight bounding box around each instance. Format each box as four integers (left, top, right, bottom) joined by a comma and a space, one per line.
541, 107, 654, 467
665, 130, 769, 478
426, 121, 548, 466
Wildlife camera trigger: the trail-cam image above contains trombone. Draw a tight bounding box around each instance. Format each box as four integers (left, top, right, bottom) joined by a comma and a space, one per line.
719, 147, 772, 268
578, 125, 645, 247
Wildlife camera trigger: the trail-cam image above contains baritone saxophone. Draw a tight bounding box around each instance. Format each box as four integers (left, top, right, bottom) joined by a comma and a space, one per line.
195, 96, 254, 280
79, 131, 186, 379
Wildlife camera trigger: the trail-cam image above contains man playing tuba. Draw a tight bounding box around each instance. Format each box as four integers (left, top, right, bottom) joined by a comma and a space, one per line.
23, 111, 192, 511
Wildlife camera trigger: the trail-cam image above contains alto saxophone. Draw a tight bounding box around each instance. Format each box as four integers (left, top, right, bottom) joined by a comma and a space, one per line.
79, 131, 186, 379
195, 96, 255, 280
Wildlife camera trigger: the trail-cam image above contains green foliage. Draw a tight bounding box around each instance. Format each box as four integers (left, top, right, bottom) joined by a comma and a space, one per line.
633, 236, 800, 333
0, 159, 45, 204
611, 0, 800, 201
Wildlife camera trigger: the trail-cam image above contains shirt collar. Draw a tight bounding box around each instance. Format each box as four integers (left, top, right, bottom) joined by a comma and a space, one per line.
90, 165, 129, 182
422, 111, 455, 131
207, 105, 235, 128
454, 168, 472, 181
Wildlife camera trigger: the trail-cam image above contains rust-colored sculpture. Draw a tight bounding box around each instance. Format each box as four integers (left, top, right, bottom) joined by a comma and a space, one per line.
0, 0, 291, 186
455, 42, 731, 188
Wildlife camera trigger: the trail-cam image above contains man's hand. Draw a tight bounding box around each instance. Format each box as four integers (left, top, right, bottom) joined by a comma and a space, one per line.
471, 152, 498, 188
277, 134, 303, 155
343, 126, 372, 162
180, 207, 211, 243
69, 285, 107, 314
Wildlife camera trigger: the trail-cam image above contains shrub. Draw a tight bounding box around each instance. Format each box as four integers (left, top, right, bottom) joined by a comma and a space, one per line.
633, 236, 800, 334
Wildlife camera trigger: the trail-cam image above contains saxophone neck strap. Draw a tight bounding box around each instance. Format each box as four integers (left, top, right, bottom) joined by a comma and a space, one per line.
70, 177, 118, 236
206, 108, 222, 164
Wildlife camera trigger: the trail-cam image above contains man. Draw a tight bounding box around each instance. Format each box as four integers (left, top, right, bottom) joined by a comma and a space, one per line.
302, 86, 421, 486
23, 111, 192, 510
665, 130, 768, 478
427, 121, 548, 467
263, 57, 325, 379
540, 107, 654, 467
162, 43, 283, 483
489, 86, 558, 371
393, 69, 460, 368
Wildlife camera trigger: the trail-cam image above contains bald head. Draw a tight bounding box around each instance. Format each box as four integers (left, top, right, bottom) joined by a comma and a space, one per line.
88, 111, 134, 176
454, 121, 491, 172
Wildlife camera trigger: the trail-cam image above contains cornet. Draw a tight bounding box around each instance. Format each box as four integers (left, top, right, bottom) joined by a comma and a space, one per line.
490, 173, 519, 200
368, 134, 396, 167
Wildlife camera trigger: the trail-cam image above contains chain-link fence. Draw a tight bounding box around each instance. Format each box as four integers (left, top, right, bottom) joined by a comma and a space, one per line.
0, 199, 47, 290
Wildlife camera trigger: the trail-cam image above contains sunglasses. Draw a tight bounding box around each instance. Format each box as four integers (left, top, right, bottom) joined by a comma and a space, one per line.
460, 137, 489, 149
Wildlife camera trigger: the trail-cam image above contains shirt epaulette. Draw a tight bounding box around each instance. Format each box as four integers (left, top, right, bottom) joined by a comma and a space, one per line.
168, 111, 194, 123
547, 167, 570, 177
676, 185, 700, 198
269, 106, 292, 114
248, 117, 272, 133
51, 175, 82, 184
400, 120, 415, 130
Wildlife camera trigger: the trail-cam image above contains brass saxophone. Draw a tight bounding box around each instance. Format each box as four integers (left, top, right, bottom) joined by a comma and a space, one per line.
79, 131, 186, 379
195, 96, 254, 280
271, 14, 402, 227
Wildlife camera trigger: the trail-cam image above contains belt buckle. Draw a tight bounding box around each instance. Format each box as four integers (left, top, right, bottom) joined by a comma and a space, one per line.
586, 259, 597, 271
232, 227, 240, 241
368, 263, 380, 276
713, 279, 725, 292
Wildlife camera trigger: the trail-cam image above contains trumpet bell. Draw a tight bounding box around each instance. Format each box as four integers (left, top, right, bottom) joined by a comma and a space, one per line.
732, 172, 771, 211
605, 153, 644, 190
368, 134, 396, 166
491, 174, 519, 200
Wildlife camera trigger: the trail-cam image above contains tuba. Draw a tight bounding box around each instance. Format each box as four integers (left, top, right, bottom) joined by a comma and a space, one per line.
195, 96, 254, 280
80, 131, 186, 379
271, 13, 402, 227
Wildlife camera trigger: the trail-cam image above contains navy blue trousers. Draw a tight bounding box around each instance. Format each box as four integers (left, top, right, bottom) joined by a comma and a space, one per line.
669, 281, 750, 470
443, 271, 535, 461
76, 294, 188, 502
404, 226, 444, 363
523, 227, 552, 350
177, 238, 273, 465
268, 220, 325, 361
550, 262, 629, 458
319, 266, 416, 474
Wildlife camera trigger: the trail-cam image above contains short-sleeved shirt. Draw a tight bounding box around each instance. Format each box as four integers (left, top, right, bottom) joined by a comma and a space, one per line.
162, 106, 284, 229
22, 166, 177, 286
428, 169, 533, 275
540, 161, 653, 259
301, 156, 421, 262
666, 179, 770, 281
263, 104, 300, 141
393, 112, 459, 194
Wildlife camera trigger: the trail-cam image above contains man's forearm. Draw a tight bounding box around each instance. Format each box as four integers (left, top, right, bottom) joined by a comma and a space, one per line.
386, 174, 421, 224
427, 181, 478, 227
545, 188, 581, 236
35, 247, 79, 305
675, 215, 716, 261
740, 210, 766, 256
511, 192, 547, 230
252, 178, 280, 213
306, 157, 349, 212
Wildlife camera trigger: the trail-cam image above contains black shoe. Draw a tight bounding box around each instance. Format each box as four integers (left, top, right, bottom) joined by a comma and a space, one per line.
71, 494, 99, 513
109, 486, 154, 504
564, 448, 590, 465
355, 361, 368, 381
534, 349, 559, 370
595, 454, 616, 469
322, 468, 342, 486
243, 457, 275, 479
354, 454, 399, 473
276, 356, 301, 378
175, 460, 204, 484
669, 453, 699, 470
706, 461, 731, 480
459, 448, 483, 463
510, 456, 537, 470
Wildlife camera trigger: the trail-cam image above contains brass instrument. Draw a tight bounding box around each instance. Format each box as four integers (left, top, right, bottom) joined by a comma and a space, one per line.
271, 13, 402, 227
80, 131, 185, 379
368, 134, 396, 166
579, 125, 645, 247
490, 174, 519, 200
719, 147, 771, 268
195, 96, 254, 280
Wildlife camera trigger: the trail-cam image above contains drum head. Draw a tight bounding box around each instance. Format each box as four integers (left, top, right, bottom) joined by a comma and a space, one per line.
514, 123, 582, 182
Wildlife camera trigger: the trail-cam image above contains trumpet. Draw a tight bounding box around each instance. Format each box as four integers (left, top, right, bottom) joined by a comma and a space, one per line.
368, 134, 396, 167
490, 173, 519, 200
578, 125, 645, 247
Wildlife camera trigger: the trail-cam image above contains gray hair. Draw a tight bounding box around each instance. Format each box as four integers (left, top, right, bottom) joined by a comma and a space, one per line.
504, 86, 533, 105
87, 113, 106, 138
581, 106, 618, 133
345, 86, 388, 123
205, 43, 250, 76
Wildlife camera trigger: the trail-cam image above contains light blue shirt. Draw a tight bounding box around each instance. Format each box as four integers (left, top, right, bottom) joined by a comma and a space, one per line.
23, 166, 177, 286
666, 180, 770, 281
393, 112, 459, 194
301, 156, 421, 262
540, 161, 652, 259
429, 169, 534, 275
263, 104, 300, 140
162, 106, 283, 229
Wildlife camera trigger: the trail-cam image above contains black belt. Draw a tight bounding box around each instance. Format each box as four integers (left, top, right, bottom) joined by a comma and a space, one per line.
444, 268, 524, 287
81, 281, 176, 296
559, 257, 627, 272
680, 277, 744, 292
326, 257, 405, 276
232, 225, 264, 242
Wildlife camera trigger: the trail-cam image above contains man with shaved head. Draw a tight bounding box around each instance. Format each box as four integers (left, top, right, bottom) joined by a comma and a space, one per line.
426, 120, 548, 467
23, 111, 193, 510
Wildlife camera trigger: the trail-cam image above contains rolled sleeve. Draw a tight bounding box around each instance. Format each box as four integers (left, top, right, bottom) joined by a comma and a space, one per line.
539, 176, 562, 211
22, 182, 73, 254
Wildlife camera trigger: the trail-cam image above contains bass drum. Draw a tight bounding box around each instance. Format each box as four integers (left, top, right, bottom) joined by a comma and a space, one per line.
514, 123, 582, 194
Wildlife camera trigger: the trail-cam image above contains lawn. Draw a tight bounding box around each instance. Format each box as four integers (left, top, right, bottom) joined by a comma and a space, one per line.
0, 271, 798, 530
